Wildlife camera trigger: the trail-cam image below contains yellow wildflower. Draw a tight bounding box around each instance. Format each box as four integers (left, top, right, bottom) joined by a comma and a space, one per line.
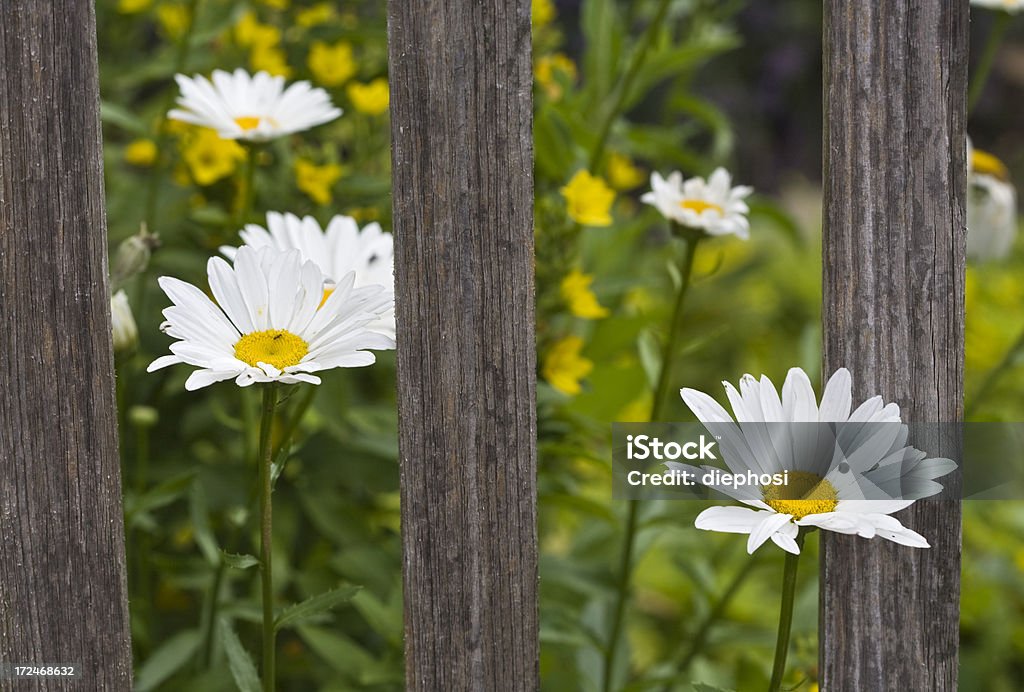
561, 170, 615, 226
296, 3, 336, 27
535, 53, 576, 100
118, 0, 152, 13
348, 207, 380, 222
250, 43, 292, 78
156, 3, 190, 39
543, 335, 593, 396
561, 269, 609, 319
125, 139, 158, 167
622, 286, 654, 315
260, 0, 289, 9
235, 11, 281, 49
617, 395, 652, 423
181, 128, 246, 186
347, 78, 390, 116
532, 0, 556, 29
607, 153, 645, 190
307, 41, 356, 87
295, 159, 343, 206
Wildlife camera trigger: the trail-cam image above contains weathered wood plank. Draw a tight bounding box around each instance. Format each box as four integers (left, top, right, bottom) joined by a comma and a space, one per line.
387, 1, 538, 690
0, 1, 133, 690
821, 1, 967, 690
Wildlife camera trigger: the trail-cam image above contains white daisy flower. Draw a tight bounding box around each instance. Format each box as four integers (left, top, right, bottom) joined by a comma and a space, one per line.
971, 0, 1023, 12
967, 139, 1017, 261
111, 289, 138, 353
220, 212, 395, 338
670, 367, 956, 554
168, 68, 342, 141
147, 246, 395, 391
640, 168, 753, 238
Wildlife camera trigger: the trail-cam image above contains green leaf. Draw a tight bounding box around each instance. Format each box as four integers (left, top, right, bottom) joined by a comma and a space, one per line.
297, 625, 403, 685
274, 585, 362, 631
219, 619, 261, 692
134, 629, 201, 692
637, 329, 662, 390
534, 105, 577, 181
100, 100, 150, 136
351, 589, 403, 644
190, 482, 220, 566
747, 198, 806, 249
581, 0, 623, 106
221, 551, 260, 570
124, 471, 196, 526
269, 442, 291, 488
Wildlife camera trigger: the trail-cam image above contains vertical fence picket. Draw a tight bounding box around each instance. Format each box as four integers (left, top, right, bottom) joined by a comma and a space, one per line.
0, 1, 133, 688
387, 1, 538, 689
820, 2, 968, 689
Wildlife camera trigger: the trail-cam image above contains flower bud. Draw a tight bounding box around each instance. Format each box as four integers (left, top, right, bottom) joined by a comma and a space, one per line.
128, 405, 158, 428
112, 224, 160, 288
111, 289, 138, 353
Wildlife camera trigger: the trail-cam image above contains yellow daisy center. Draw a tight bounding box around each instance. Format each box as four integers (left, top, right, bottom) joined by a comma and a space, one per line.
234, 116, 263, 131
679, 199, 723, 216
762, 471, 838, 519
971, 149, 1009, 182
234, 329, 309, 369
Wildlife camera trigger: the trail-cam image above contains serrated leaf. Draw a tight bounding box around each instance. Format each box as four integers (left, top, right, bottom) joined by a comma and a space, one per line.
221, 551, 259, 570
274, 585, 362, 631
219, 619, 261, 692
134, 629, 201, 692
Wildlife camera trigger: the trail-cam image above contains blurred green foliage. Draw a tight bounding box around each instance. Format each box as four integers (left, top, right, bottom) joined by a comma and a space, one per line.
97, 0, 1024, 689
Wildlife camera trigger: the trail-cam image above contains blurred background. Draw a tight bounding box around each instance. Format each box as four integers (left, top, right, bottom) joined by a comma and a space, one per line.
97, 0, 1024, 689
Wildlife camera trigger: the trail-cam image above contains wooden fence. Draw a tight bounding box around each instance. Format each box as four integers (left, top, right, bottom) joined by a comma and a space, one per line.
0, 1, 133, 688
821, 2, 967, 689
0, 0, 967, 690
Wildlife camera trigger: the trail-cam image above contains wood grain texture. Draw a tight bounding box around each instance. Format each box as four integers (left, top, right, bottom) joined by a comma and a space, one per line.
821, 1, 967, 690
0, 1, 133, 689
387, 1, 538, 690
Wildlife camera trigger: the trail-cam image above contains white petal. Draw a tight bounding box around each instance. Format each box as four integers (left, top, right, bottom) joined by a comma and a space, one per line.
818, 368, 852, 422
694, 505, 765, 534
185, 369, 240, 391
782, 367, 818, 422
747, 512, 794, 554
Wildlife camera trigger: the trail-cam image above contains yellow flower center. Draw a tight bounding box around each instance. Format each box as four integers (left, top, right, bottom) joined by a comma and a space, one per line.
234, 329, 309, 369
971, 149, 1010, 182
234, 116, 262, 131
762, 471, 838, 519
679, 199, 723, 216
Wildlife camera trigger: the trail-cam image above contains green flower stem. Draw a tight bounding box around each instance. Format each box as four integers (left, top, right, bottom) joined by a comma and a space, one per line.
968, 11, 1012, 116
652, 230, 702, 421
966, 323, 1024, 417
200, 560, 226, 668
143, 0, 201, 229
588, 0, 673, 173
272, 385, 318, 461
661, 554, 760, 690
257, 383, 279, 691
602, 230, 703, 692
768, 530, 806, 692
234, 145, 259, 233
